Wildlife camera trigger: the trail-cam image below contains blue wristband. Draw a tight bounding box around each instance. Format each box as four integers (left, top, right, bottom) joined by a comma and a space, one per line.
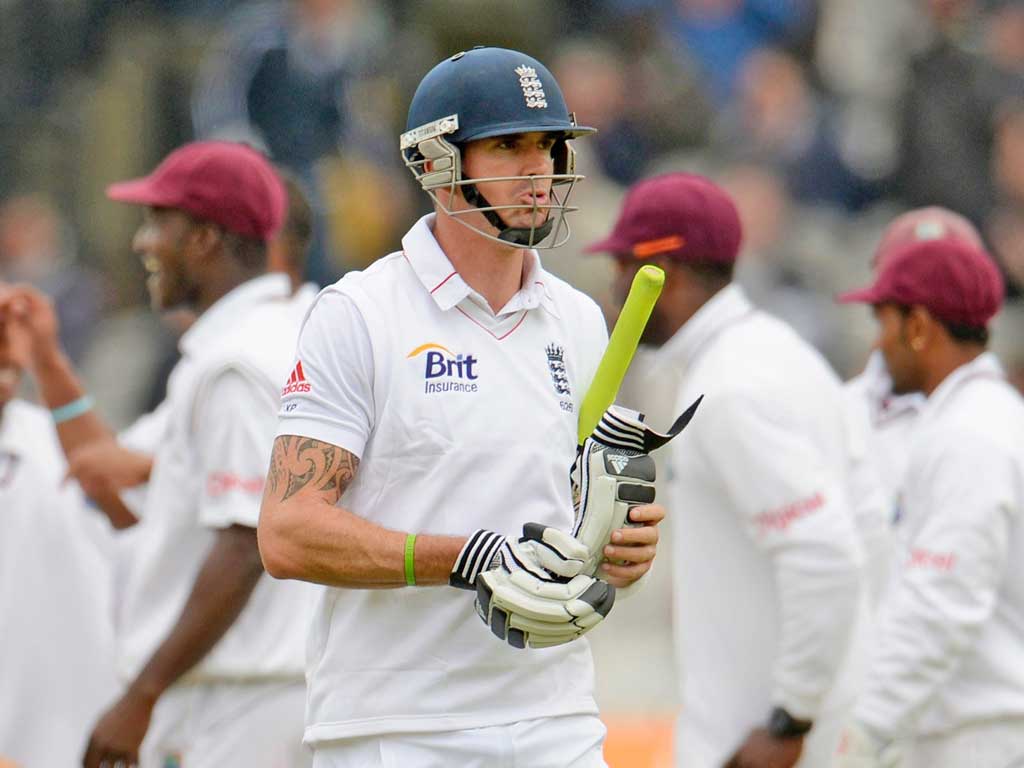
51, 395, 94, 424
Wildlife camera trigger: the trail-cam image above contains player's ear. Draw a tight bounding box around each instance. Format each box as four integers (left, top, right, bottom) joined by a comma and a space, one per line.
189, 221, 224, 260
904, 306, 934, 349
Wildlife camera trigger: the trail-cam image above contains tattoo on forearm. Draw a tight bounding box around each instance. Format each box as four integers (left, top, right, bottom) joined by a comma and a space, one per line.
267, 436, 359, 502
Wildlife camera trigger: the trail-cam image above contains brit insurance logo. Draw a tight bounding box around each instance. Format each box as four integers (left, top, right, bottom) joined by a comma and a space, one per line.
407, 343, 480, 395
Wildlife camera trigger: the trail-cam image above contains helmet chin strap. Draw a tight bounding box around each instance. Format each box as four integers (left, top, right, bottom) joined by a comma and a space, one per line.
460, 178, 554, 246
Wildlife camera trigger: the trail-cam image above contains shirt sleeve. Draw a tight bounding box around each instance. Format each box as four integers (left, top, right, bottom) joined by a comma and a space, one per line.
194, 368, 279, 529
854, 431, 1016, 738
698, 387, 864, 720
276, 288, 375, 458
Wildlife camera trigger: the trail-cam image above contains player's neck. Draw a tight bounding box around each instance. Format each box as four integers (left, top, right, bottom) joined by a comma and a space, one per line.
922, 343, 986, 396
434, 216, 526, 313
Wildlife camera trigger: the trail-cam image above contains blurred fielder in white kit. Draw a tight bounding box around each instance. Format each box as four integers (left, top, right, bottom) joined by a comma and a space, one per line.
1, 141, 315, 768
0, 297, 118, 767
843, 206, 986, 604
589, 172, 868, 768
835, 238, 1024, 768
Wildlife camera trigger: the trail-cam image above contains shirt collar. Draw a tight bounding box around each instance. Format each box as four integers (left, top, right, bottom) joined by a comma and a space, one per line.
922, 351, 1005, 417
179, 273, 291, 357
401, 214, 559, 318
863, 349, 926, 420
655, 283, 753, 371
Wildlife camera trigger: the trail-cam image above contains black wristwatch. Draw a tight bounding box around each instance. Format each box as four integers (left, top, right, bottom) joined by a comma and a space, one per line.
767, 707, 813, 739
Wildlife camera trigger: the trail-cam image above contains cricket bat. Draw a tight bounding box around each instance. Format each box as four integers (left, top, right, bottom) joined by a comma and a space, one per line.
577, 265, 665, 445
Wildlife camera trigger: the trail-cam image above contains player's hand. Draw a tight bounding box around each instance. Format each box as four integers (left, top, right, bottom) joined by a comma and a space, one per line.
66, 440, 154, 499
0, 283, 62, 370
600, 502, 664, 588
82, 688, 156, 768
833, 722, 903, 768
571, 400, 700, 580
723, 728, 803, 768
452, 525, 615, 649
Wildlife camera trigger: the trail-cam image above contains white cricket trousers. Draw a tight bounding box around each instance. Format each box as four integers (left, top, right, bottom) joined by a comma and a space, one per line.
904, 719, 1024, 768
311, 714, 607, 768
140, 679, 310, 768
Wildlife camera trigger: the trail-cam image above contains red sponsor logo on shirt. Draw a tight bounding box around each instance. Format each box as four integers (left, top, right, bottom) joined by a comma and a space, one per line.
281, 360, 311, 396
754, 492, 826, 533
207, 472, 264, 497
908, 548, 956, 571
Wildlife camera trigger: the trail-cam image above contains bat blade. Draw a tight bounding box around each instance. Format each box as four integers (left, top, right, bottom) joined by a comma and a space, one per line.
577, 265, 665, 445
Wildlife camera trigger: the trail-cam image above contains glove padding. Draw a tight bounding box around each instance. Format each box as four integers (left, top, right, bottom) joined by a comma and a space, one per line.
834, 722, 904, 768
571, 399, 702, 577
457, 523, 616, 649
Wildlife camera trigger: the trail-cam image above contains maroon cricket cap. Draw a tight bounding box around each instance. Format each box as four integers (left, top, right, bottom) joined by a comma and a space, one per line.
839, 238, 1004, 328
873, 206, 983, 269
106, 141, 286, 242
585, 172, 743, 264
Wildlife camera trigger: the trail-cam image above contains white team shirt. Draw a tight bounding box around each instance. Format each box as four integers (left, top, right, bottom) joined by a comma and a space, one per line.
0, 400, 119, 766
844, 350, 926, 510
854, 352, 1024, 739
277, 214, 609, 744
658, 285, 868, 766
117, 274, 316, 683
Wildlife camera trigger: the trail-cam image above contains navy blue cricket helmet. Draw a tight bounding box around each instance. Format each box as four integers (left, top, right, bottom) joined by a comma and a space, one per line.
400, 46, 595, 248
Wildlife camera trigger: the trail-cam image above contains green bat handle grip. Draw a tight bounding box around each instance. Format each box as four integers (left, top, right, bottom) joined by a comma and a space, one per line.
577, 265, 665, 444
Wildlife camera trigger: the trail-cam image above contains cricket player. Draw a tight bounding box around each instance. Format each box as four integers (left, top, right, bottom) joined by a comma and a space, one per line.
257, 46, 664, 767
588, 172, 868, 768
61, 169, 319, 521
844, 207, 985, 511
0, 292, 119, 765
835, 238, 1024, 767
0, 301, 118, 768
0, 141, 314, 768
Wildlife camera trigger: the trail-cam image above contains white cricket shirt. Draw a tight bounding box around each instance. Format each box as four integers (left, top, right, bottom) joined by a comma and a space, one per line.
844, 350, 925, 510
854, 352, 1024, 739
277, 214, 609, 743
658, 285, 868, 766
0, 400, 119, 766
117, 274, 316, 683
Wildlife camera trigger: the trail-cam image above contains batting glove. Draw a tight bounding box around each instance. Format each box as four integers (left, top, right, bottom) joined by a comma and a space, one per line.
571, 399, 702, 577
834, 721, 904, 768
450, 524, 615, 649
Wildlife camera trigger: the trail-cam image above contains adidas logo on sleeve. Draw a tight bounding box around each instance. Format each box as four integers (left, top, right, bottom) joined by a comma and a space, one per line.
281, 361, 312, 396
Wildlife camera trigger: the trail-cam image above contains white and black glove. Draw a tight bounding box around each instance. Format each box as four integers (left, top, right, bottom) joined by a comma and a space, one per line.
571, 399, 702, 577
834, 722, 904, 768
450, 524, 615, 649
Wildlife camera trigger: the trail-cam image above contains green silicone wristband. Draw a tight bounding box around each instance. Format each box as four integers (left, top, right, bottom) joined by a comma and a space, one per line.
404, 534, 417, 586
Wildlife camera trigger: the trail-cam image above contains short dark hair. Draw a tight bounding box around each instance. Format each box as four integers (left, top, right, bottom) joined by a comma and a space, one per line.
221, 230, 268, 271
679, 259, 734, 289
277, 171, 314, 274
897, 305, 989, 345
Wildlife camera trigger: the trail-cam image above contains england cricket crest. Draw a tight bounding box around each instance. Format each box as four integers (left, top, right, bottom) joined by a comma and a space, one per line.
545, 343, 571, 396
515, 65, 548, 109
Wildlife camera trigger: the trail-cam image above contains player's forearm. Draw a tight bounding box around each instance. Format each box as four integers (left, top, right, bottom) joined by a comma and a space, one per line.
771, 546, 863, 719
854, 558, 1002, 737
32, 346, 115, 450
258, 494, 466, 588
129, 525, 264, 702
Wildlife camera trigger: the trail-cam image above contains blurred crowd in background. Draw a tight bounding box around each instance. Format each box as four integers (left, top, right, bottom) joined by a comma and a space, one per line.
3, 0, 1024, 428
